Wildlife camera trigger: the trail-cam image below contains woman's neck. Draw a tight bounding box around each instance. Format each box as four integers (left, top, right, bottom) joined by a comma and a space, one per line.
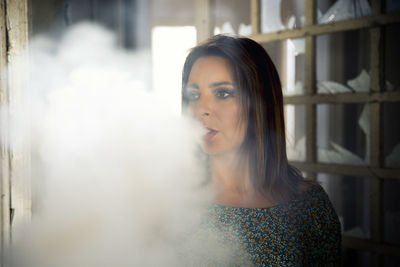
209, 152, 275, 208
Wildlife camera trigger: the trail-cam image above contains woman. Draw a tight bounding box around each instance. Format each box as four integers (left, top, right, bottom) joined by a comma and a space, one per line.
181, 35, 341, 266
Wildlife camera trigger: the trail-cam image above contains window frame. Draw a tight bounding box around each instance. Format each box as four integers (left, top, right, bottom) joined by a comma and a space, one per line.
248, 0, 400, 264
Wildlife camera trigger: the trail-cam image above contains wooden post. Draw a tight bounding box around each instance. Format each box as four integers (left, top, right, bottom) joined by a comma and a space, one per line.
195, 0, 214, 43
0, 0, 11, 264
4, 0, 31, 251
250, 0, 260, 35
370, 0, 385, 265
305, 0, 316, 180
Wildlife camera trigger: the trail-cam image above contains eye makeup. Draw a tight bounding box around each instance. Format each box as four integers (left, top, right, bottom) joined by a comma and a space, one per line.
184, 81, 236, 102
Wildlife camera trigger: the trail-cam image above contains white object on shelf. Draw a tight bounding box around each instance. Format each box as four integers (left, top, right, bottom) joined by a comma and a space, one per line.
386, 143, 400, 167
347, 69, 370, 92
238, 23, 252, 36
319, 0, 371, 24
317, 80, 353, 94
221, 22, 235, 35
318, 141, 366, 165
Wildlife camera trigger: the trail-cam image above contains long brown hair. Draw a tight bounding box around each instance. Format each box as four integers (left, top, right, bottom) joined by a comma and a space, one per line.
182, 35, 304, 201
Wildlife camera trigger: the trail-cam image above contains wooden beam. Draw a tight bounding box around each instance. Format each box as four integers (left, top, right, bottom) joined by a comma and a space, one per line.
369, 2, 385, 264
283, 91, 400, 105
304, 36, 316, 97
5, 0, 31, 241
250, 12, 400, 43
370, 103, 384, 168
250, 0, 260, 35
369, 26, 385, 173
370, 29, 385, 95
0, 0, 11, 264
304, 0, 316, 180
343, 236, 400, 256
305, 104, 316, 165
290, 162, 400, 180
305, 0, 316, 26
195, 0, 215, 43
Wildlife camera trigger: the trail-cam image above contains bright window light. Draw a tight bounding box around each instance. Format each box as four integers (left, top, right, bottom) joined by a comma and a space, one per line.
152, 26, 197, 116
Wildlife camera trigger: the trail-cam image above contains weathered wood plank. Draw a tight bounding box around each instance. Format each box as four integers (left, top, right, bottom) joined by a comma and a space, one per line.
5, 0, 31, 239
250, 12, 400, 43
290, 161, 400, 180
304, 0, 316, 180
305, 104, 316, 164
370, 85, 384, 168
369, 1, 385, 264
250, 0, 260, 35
343, 236, 400, 256
0, 0, 11, 264
305, 0, 316, 26
283, 91, 400, 105
195, 0, 215, 43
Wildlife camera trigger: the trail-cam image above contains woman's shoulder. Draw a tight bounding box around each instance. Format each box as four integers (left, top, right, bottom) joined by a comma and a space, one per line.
296, 182, 333, 204
208, 182, 338, 222
290, 182, 337, 214
291, 182, 341, 239
293, 182, 342, 264
207, 182, 342, 265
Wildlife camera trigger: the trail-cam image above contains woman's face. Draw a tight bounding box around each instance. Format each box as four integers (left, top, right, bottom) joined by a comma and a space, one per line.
185, 56, 247, 156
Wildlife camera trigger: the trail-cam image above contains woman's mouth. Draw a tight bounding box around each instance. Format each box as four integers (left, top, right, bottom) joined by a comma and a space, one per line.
203, 128, 218, 142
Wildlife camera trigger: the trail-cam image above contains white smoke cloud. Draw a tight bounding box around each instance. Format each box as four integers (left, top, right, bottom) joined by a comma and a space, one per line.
4, 23, 248, 266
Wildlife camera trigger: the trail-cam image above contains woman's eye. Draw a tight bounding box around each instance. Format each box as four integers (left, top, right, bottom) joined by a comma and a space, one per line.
185, 91, 200, 102
215, 89, 234, 100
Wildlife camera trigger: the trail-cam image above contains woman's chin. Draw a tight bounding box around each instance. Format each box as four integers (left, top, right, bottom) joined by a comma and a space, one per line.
201, 142, 220, 156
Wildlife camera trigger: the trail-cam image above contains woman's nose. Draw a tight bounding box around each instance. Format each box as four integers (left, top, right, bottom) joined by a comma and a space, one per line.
195, 94, 212, 118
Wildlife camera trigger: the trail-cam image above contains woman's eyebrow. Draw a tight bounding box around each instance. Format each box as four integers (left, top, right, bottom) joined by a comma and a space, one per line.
186, 83, 199, 89
209, 81, 234, 88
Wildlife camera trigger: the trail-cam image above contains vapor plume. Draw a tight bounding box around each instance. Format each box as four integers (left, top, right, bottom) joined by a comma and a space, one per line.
4, 23, 247, 266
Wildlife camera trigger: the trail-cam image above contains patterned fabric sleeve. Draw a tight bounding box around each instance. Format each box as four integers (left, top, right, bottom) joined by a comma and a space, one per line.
205, 183, 342, 266
304, 184, 342, 266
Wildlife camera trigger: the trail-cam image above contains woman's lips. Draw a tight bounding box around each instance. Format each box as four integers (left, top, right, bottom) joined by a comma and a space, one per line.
203, 128, 218, 142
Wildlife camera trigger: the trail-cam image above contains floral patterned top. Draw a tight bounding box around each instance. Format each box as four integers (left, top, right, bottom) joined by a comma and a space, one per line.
205, 183, 341, 266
